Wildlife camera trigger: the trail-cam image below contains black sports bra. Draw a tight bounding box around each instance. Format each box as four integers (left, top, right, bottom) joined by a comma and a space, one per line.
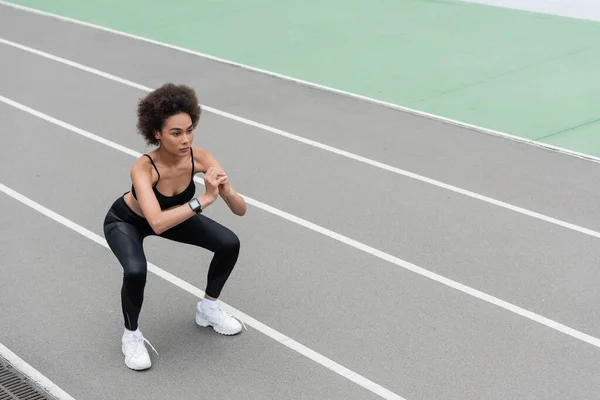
131, 150, 196, 210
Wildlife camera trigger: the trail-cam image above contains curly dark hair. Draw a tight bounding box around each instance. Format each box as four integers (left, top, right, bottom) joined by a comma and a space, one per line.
136, 83, 202, 146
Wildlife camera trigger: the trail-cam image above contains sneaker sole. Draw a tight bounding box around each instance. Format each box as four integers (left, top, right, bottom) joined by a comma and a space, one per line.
122, 348, 152, 371
195, 314, 242, 336
124, 359, 151, 371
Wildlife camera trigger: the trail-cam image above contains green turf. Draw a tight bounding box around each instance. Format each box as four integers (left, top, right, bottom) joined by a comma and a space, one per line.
8, 0, 600, 156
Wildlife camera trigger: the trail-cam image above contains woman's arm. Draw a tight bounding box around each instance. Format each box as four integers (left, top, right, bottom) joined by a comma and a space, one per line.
195, 147, 247, 216
219, 182, 246, 216
131, 157, 224, 234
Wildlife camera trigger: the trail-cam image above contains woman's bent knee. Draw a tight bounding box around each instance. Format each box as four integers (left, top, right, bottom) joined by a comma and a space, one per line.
219, 232, 240, 255
123, 262, 147, 283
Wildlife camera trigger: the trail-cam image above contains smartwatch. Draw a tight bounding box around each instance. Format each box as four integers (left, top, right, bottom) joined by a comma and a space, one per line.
188, 198, 202, 213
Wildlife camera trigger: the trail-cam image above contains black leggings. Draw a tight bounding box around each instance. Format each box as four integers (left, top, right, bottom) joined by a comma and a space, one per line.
102, 195, 240, 331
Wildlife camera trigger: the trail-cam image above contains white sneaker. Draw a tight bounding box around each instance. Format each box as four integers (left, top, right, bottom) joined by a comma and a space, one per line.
121, 329, 158, 370
195, 300, 246, 335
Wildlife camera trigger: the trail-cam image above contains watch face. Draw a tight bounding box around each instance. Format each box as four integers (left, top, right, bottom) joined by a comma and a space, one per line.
190, 198, 200, 210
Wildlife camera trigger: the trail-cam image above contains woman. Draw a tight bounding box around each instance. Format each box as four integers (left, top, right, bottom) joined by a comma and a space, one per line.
102, 83, 247, 371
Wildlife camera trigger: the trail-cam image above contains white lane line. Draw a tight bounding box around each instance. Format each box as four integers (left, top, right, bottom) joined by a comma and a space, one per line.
2, 0, 600, 166
0, 182, 405, 400
0, 342, 77, 400
3, 94, 600, 354
2, 38, 600, 243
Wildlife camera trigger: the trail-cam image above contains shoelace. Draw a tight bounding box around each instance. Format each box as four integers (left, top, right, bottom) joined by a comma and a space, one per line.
142, 336, 159, 355
127, 335, 159, 356
227, 310, 247, 332
208, 305, 248, 332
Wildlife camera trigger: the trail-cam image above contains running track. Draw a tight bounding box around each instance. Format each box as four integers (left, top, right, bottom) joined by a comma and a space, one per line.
1, 4, 600, 400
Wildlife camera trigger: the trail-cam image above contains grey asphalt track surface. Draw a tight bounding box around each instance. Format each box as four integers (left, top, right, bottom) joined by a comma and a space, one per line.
2, 5, 600, 400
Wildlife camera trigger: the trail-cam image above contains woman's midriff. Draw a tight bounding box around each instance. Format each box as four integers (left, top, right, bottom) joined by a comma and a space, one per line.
123, 192, 147, 219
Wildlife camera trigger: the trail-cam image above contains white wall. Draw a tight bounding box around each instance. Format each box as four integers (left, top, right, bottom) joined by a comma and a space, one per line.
459, 0, 600, 22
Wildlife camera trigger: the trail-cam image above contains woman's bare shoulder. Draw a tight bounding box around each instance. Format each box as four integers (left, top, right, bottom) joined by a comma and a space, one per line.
192, 146, 222, 173
130, 154, 157, 182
